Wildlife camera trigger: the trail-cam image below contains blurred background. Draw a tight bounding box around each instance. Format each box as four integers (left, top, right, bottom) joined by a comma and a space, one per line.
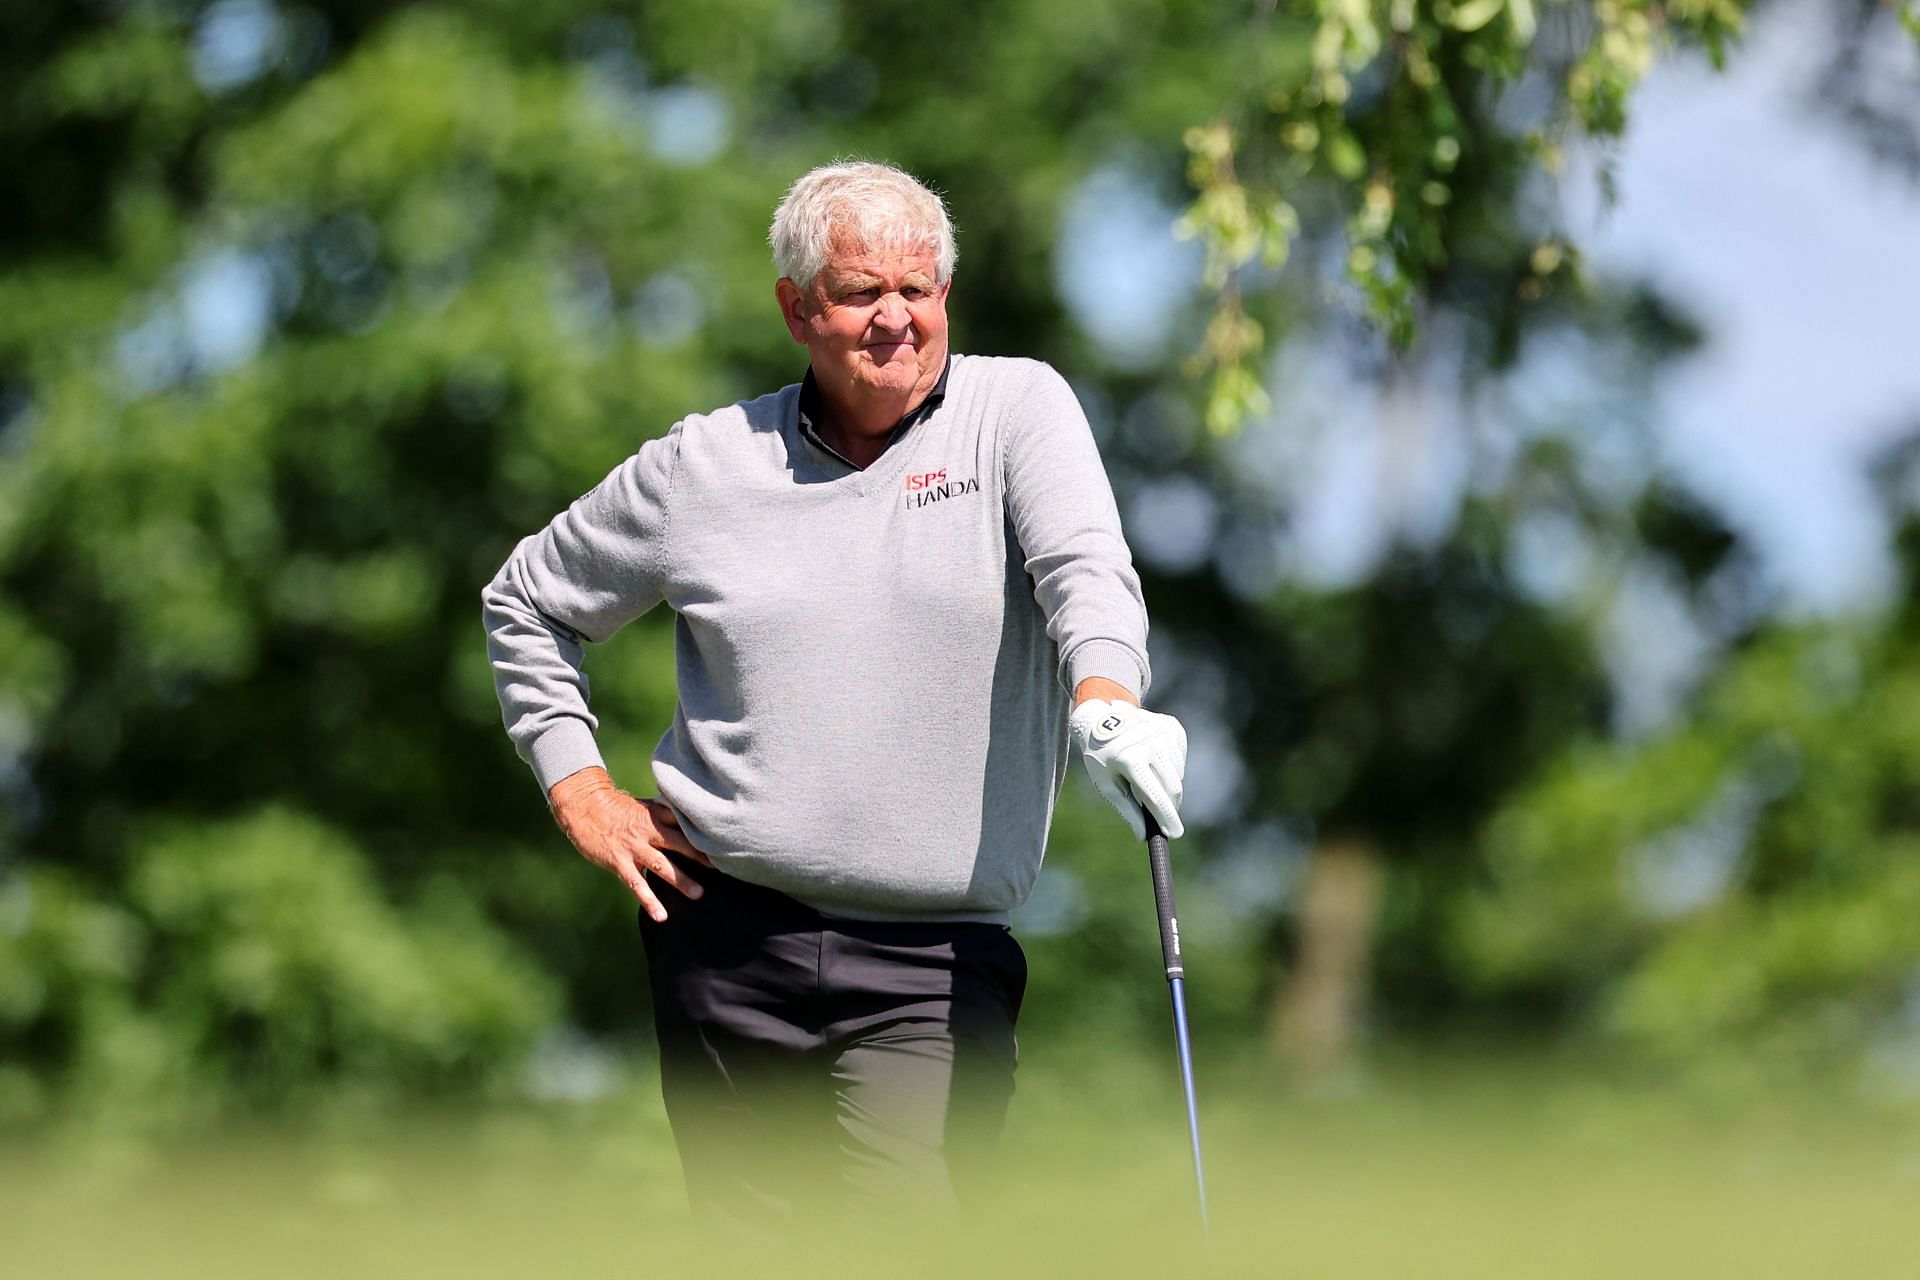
4, 0, 1920, 1274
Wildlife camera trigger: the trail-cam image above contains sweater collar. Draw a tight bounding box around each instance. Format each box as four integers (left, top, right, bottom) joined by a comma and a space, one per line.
796, 357, 951, 468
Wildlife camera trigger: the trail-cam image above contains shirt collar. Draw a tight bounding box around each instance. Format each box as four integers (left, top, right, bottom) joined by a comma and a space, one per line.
797, 357, 951, 465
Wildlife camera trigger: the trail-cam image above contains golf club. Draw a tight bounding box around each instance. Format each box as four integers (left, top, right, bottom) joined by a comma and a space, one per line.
1144, 810, 1210, 1237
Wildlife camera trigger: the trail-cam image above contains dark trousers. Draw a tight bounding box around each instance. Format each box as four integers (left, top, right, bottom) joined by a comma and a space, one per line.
637, 854, 1028, 1223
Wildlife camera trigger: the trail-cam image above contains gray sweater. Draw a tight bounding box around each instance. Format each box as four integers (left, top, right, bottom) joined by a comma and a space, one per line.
482, 354, 1150, 922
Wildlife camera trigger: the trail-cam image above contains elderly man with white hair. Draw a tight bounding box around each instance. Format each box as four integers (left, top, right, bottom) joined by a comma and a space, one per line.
482, 160, 1188, 1221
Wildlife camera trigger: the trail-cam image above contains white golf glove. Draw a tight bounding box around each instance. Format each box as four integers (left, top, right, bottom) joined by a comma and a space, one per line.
1069, 699, 1188, 840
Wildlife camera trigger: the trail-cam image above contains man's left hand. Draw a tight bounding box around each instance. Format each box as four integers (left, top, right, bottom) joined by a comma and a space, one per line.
1070, 699, 1188, 840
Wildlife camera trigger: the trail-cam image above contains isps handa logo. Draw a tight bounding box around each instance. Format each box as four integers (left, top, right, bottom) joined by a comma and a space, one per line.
902, 467, 980, 510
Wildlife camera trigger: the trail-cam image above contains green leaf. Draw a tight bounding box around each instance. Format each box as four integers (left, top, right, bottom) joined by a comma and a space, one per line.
1508, 0, 1537, 43
1450, 0, 1507, 34
1326, 130, 1367, 181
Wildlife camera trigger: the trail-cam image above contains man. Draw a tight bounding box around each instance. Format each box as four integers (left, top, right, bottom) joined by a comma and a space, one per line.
482, 161, 1188, 1221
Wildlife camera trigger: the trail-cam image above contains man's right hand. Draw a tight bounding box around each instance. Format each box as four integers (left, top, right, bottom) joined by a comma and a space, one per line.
546, 767, 712, 922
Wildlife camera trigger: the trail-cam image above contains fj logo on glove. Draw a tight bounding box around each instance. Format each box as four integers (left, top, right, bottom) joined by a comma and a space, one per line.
903, 473, 980, 510
1097, 715, 1123, 736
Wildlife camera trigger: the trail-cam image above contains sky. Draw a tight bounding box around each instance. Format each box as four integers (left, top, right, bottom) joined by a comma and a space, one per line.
1569, 0, 1920, 615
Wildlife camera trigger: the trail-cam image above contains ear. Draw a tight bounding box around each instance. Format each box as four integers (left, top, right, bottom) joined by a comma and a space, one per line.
775, 278, 811, 345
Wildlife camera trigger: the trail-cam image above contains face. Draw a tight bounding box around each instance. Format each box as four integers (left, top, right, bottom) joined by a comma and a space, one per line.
777, 240, 950, 416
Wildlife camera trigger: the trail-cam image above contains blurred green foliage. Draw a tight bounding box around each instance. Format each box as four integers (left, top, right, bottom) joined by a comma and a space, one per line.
1460, 624, 1920, 1083
0, 808, 555, 1120
2, 0, 1917, 1120
0, 0, 1294, 1114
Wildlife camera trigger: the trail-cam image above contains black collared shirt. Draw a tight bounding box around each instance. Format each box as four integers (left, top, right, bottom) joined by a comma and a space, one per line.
797, 358, 951, 469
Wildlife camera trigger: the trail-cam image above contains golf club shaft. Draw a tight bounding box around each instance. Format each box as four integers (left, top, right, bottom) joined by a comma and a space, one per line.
1144, 813, 1210, 1235
1169, 975, 1209, 1234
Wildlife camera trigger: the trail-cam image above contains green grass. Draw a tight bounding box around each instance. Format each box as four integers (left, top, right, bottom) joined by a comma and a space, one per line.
5, 1051, 1917, 1278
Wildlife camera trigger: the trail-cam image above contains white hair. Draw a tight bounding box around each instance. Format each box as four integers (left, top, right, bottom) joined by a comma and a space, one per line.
769, 160, 957, 289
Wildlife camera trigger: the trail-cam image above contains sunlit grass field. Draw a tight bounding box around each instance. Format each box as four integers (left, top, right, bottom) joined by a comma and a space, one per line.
6, 1048, 1917, 1279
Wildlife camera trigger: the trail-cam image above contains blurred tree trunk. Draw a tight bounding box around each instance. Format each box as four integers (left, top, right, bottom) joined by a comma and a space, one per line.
1272, 836, 1383, 1081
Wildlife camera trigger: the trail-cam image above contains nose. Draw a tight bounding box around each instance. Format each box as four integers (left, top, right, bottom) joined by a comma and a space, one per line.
873, 291, 911, 333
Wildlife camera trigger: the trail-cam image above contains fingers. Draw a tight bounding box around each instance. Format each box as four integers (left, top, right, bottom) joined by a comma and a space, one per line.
1115, 739, 1184, 840
1127, 734, 1187, 839
1126, 768, 1184, 840
566, 790, 716, 918
614, 854, 669, 923
614, 840, 706, 919
643, 799, 713, 867
625, 800, 707, 898
648, 806, 709, 862
634, 844, 705, 901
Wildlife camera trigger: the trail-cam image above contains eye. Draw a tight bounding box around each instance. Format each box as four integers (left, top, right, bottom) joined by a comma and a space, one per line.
902, 287, 929, 301
841, 288, 881, 304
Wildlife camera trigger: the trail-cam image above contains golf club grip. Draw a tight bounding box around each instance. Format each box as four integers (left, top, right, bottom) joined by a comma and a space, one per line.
1143, 813, 1182, 980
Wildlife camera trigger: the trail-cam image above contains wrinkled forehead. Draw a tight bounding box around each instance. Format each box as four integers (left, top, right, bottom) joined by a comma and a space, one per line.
820, 225, 943, 278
